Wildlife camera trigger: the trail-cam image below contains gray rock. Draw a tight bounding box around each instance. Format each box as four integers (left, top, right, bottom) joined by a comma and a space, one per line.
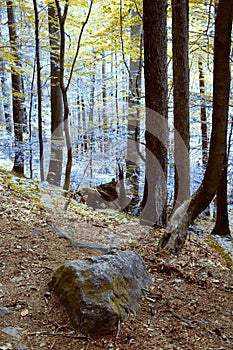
0, 307, 13, 318
49, 250, 152, 335
2, 327, 22, 340
15, 343, 28, 350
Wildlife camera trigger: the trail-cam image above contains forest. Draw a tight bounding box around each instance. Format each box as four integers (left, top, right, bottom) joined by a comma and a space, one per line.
0, 0, 232, 250
0, 0, 233, 242
0, 0, 233, 349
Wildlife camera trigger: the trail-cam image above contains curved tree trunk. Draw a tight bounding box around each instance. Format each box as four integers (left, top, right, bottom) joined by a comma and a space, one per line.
158, 0, 233, 254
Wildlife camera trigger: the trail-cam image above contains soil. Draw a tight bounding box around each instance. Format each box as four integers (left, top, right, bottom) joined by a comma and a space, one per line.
0, 175, 232, 350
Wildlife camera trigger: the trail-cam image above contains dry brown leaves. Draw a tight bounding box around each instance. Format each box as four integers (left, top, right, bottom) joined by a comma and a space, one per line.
0, 177, 232, 350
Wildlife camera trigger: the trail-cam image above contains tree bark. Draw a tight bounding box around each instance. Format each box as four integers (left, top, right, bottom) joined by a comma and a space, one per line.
33, 0, 44, 182
172, 0, 190, 209
198, 59, 208, 168
6, 0, 25, 175
141, 0, 168, 227
126, 9, 142, 213
47, 2, 64, 186
158, 0, 233, 254
211, 153, 231, 237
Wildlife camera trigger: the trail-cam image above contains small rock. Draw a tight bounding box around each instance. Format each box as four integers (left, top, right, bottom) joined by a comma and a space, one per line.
10, 276, 24, 284
15, 343, 28, 350
0, 343, 13, 350
0, 307, 13, 318
2, 327, 22, 340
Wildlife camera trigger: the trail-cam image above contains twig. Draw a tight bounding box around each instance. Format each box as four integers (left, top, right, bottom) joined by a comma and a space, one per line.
115, 319, 121, 345
168, 308, 194, 327
26, 331, 90, 339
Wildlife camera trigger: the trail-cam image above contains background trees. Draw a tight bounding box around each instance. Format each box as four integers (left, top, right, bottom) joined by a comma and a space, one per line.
0, 0, 232, 243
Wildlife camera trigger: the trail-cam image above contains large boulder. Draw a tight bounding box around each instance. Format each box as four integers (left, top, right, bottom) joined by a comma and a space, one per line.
49, 250, 152, 335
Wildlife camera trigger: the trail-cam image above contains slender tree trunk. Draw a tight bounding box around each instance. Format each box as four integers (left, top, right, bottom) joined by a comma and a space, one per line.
126, 10, 143, 213
198, 58, 208, 167
6, 0, 25, 175
0, 10, 11, 132
101, 52, 107, 126
158, 0, 233, 254
172, 0, 190, 210
55, 0, 72, 192
47, 2, 64, 186
33, 0, 44, 181
0, 60, 11, 132
141, 0, 168, 227
55, 0, 94, 191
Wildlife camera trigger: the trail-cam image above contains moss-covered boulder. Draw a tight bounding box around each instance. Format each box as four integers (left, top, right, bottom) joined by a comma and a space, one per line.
49, 250, 152, 335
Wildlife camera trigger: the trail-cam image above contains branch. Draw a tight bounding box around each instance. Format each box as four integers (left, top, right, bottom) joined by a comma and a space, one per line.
66, 0, 94, 91
133, 0, 143, 20
119, 0, 131, 79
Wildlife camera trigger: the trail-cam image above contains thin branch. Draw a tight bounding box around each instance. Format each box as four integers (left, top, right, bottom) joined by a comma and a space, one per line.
228, 114, 233, 158
66, 0, 94, 91
119, 0, 131, 78
133, 0, 143, 20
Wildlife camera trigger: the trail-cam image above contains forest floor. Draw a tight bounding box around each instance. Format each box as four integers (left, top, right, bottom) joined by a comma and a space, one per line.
0, 171, 232, 350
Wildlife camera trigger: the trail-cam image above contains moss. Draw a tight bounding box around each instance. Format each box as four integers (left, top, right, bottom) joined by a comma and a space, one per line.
207, 241, 233, 270
0, 168, 44, 210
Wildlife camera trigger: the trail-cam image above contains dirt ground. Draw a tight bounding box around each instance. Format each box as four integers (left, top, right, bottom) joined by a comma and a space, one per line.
0, 175, 232, 350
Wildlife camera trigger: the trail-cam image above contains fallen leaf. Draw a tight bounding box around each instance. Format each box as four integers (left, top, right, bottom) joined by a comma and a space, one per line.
21, 309, 29, 317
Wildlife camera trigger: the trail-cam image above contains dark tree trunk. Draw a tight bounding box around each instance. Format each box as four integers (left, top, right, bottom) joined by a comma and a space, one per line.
6, 0, 25, 175
141, 0, 168, 227
33, 0, 44, 182
172, 0, 190, 210
158, 0, 233, 254
211, 153, 231, 237
47, 2, 64, 186
198, 59, 208, 167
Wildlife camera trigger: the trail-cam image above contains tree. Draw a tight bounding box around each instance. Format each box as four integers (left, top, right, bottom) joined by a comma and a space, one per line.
141, 0, 168, 227
158, 0, 233, 254
211, 152, 231, 237
0, 9, 11, 132
198, 58, 208, 168
6, 0, 26, 174
172, 0, 190, 210
46, 1, 64, 186
33, 0, 44, 182
55, 0, 94, 191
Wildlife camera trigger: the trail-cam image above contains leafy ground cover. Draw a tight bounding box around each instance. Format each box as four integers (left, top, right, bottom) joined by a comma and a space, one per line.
0, 173, 232, 349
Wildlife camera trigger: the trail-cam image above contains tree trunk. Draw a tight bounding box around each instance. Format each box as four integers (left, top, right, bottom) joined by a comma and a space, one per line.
211, 153, 231, 237
33, 0, 44, 181
198, 58, 208, 167
6, 0, 25, 175
172, 0, 190, 209
157, 0, 233, 254
141, 0, 168, 227
0, 9, 11, 132
126, 10, 142, 213
47, 2, 64, 186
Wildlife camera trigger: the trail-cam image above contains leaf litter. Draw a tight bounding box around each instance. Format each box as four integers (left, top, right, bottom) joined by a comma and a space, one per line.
0, 172, 232, 349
